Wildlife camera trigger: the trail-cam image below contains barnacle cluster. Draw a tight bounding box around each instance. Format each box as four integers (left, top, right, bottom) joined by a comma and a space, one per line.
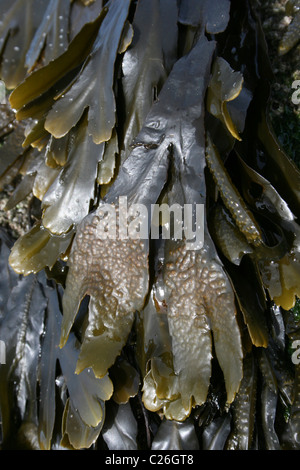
1, 0, 300, 450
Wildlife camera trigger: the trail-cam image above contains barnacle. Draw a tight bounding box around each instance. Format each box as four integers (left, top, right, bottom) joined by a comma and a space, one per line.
1, 0, 300, 451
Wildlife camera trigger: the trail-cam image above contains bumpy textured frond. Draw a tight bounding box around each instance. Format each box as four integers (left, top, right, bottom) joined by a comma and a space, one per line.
141, 239, 243, 421
60, 206, 149, 378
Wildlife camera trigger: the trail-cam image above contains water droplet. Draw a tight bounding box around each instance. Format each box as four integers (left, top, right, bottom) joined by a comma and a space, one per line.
13, 46, 20, 52
210, 103, 218, 115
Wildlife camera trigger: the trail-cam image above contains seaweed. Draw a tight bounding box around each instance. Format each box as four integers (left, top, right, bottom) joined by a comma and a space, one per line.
279, 0, 300, 56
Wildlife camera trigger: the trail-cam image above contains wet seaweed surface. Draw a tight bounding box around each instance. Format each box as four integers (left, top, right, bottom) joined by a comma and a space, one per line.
0, 0, 300, 450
